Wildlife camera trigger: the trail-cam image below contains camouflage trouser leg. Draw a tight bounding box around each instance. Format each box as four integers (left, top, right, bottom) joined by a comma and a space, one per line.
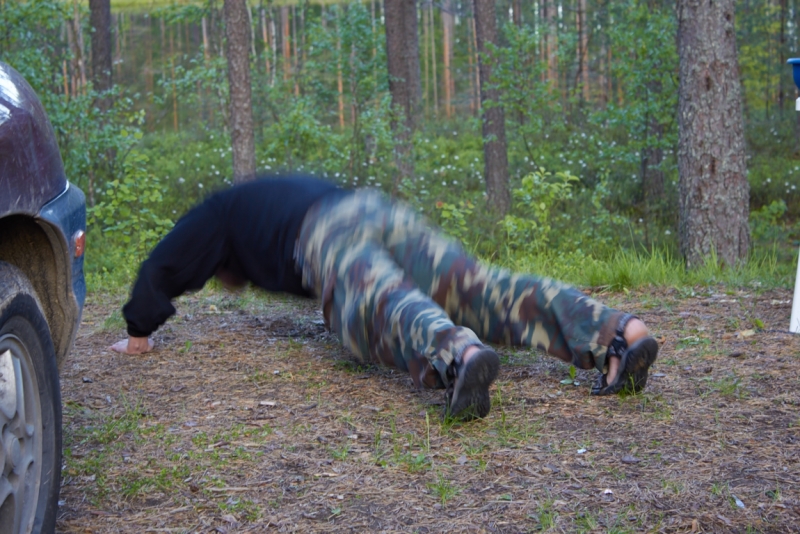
296, 190, 624, 389
297, 191, 482, 389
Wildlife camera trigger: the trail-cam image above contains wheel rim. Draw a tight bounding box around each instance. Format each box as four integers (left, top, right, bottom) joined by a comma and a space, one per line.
0, 334, 43, 534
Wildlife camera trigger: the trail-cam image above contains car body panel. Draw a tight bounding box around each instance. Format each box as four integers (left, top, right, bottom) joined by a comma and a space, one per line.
39, 183, 87, 313
0, 60, 85, 366
0, 62, 67, 217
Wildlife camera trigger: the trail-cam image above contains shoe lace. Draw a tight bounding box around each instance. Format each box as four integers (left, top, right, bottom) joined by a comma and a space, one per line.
592, 313, 635, 394
444, 358, 459, 407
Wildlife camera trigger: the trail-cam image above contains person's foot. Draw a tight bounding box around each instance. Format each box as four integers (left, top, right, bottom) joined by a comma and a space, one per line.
446, 346, 500, 421
605, 318, 648, 384
591, 316, 658, 396
110, 336, 154, 355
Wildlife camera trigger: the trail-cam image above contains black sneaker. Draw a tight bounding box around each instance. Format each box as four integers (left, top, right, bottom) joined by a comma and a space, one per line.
445, 348, 500, 421
591, 336, 659, 396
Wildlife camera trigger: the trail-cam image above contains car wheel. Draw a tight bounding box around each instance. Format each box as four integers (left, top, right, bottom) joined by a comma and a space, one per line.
0, 261, 61, 534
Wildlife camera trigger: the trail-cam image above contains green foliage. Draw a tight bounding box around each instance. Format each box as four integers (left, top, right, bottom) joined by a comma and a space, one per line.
751, 200, 789, 243
502, 170, 578, 252
492, 23, 561, 173
3, 0, 796, 292
88, 150, 174, 283
434, 200, 474, 244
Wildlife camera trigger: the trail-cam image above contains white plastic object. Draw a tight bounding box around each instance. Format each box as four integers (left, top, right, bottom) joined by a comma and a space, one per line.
796, 97, 800, 111
791, 249, 800, 333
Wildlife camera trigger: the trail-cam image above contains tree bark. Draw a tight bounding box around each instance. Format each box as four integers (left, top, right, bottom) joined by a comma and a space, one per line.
384, 0, 422, 130
89, 0, 112, 111
384, 0, 422, 185
779, 0, 787, 114
282, 7, 291, 82
442, 0, 454, 118
336, 12, 345, 129
71, 1, 88, 95
430, 3, 439, 116
677, 0, 749, 268
224, 0, 256, 183
473, 0, 510, 216
423, 5, 430, 115
578, 0, 589, 101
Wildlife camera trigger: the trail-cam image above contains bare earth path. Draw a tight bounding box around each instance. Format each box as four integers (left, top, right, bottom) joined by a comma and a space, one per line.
55, 287, 800, 533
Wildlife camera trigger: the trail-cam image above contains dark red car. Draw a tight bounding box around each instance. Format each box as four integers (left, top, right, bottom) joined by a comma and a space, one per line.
0, 61, 86, 532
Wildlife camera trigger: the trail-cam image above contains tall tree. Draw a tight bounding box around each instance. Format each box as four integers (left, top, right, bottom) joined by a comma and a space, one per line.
384, 0, 422, 184
89, 0, 112, 111
677, 0, 749, 268
224, 0, 256, 182
473, 0, 510, 216
442, 0, 454, 118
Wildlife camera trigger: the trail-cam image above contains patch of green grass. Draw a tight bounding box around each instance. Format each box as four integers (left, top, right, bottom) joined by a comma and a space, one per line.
397, 451, 431, 473
509, 246, 791, 291
426, 471, 459, 506
637, 394, 673, 421
700, 372, 748, 399
711, 481, 729, 497
529, 499, 557, 531
101, 308, 127, 332
330, 443, 350, 461
676, 335, 711, 349
119, 464, 192, 499
220, 497, 262, 522
575, 512, 600, 533
62, 396, 149, 505
661, 478, 684, 495
333, 359, 372, 374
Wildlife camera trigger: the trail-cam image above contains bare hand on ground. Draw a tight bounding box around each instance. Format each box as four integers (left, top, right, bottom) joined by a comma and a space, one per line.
110, 336, 154, 354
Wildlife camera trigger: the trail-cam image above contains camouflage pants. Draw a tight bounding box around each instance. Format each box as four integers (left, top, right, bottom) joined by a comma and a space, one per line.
296, 190, 624, 390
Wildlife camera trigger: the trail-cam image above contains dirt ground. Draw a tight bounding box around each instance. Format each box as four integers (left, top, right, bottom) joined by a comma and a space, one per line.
55, 286, 799, 533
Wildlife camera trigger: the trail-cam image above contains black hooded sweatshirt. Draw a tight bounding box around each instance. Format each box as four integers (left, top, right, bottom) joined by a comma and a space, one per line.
122, 175, 349, 337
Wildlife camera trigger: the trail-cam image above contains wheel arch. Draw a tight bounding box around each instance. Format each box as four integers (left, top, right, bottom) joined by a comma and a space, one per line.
0, 215, 78, 369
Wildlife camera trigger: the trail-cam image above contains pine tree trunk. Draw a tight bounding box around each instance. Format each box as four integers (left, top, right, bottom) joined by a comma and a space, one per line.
423, 5, 430, 115
473, 0, 510, 216
677, 0, 750, 268
336, 12, 345, 129
170, 27, 178, 131
579, 0, 589, 101
431, 3, 438, 116
779, 0, 787, 115
467, 13, 476, 114
384, 0, 422, 129
384, 0, 422, 185
72, 1, 87, 94
292, 5, 299, 95
471, 16, 480, 113
282, 7, 290, 82
544, 0, 557, 92
269, 7, 277, 86
442, 0, 454, 118
89, 0, 112, 111
224, 0, 256, 183
261, 8, 271, 81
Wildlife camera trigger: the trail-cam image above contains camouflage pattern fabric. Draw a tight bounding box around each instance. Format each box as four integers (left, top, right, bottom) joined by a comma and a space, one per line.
296, 190, 624, 390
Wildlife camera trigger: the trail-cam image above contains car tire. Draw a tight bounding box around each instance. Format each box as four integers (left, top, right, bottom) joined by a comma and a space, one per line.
0, 261, 61, 534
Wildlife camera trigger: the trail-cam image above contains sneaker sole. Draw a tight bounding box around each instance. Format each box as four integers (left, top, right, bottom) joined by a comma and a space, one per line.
449, 349, 500, 421
591, 337, 659, 396
616, 337, 659, 394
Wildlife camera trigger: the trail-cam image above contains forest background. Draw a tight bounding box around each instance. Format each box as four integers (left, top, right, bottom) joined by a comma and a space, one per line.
1, 0, 798, 293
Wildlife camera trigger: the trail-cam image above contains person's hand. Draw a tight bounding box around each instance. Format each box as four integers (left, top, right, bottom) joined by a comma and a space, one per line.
110, 336, 154, 354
